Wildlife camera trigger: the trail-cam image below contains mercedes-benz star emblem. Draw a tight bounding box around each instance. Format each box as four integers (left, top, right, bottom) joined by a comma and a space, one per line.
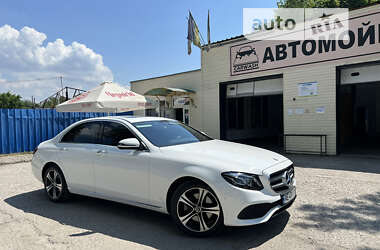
282, 170, 293, 186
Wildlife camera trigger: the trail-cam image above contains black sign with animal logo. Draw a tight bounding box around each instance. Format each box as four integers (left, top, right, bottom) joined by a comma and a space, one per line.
232, 45, 259, 73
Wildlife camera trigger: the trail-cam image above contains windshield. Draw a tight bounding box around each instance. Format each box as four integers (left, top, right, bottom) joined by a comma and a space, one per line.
133, 120, 212, 147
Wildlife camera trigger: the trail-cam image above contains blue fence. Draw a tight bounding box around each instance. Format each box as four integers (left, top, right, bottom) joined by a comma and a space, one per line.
0, 109, 131, 154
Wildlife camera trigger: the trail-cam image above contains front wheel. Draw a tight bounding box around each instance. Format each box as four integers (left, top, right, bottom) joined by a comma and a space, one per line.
170, 181, 224, 236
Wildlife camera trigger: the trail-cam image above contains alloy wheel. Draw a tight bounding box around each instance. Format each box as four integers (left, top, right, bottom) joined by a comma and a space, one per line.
45, 169, 63, 200
176, 187, 220, 233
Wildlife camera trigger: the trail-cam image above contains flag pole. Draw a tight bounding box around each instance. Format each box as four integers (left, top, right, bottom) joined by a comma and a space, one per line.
206, 9, 211, 52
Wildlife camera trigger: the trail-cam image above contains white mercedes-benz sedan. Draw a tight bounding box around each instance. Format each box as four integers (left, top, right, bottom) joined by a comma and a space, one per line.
32, 116, 296, 236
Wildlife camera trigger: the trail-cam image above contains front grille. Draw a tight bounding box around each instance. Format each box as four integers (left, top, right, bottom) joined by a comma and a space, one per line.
269, 165, 294, 194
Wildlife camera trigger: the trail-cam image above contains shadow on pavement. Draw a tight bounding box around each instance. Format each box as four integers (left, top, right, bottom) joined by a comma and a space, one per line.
295, 192, 380, 233
286, 154, 380, 174
5, 189, 290, 249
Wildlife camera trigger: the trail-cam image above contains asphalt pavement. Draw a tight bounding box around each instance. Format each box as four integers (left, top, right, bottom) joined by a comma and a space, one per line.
0, 158, 379, 250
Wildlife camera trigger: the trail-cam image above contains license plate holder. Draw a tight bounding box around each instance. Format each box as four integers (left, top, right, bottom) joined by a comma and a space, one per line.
281, 187, 296, 205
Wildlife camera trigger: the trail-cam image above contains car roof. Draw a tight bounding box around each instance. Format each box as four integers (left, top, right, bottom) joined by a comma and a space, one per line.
118, 116, 174, 123
78, 116, 174, 124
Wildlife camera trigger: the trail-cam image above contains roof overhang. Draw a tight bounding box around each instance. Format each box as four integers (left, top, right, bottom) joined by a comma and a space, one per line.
144, 87, 195, 97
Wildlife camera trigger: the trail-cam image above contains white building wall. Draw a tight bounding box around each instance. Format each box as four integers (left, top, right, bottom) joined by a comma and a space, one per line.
283, 64, 336, 154
202, 40, 380, 155
200, 5, 380, 155
131, 4, 380, 155
200, 43, 284, 139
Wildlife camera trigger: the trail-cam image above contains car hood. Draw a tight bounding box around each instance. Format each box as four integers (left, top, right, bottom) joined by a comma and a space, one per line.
159, 139, 289, 174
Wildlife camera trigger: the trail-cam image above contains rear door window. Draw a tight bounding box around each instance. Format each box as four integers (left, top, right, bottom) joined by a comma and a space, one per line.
101, 121, 136, 146
61, 122, 102, 144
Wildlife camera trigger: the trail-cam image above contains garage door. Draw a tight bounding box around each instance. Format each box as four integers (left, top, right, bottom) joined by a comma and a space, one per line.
341, 64, 380, 85
226, 78, 283, 97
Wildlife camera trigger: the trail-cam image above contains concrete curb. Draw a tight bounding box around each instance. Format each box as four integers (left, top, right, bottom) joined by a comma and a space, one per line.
0, 153, 33, 166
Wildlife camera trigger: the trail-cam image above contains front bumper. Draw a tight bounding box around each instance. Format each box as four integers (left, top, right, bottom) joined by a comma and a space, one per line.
218, 160, 296, 226
221, 185, 296, 226
237, 194, 296, 221
237, 193, 296, 220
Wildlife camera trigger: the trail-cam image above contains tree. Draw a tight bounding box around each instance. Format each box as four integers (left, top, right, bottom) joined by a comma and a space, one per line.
315, 0, 340, 7
0, 92, 23, 108
40, 96, 66, 108
0, 92, 37, 109
277, 0, 317, 8
22, 100, 39, 109
277, 0, 377, 9
340, 0, 371, 9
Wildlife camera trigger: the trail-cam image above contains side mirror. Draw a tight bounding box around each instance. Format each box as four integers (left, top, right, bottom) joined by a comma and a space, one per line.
117, 138, 141, 150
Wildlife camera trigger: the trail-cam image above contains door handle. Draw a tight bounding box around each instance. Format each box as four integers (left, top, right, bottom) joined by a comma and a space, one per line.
96, 150, 107, 154
60, 147, 68, 151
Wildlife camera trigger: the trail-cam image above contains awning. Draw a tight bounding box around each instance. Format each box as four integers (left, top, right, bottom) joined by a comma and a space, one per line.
144, 87, 195, 96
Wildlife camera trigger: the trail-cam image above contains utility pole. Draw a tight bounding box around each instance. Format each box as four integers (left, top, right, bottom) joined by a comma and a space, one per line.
59, 75, 69, 103
60, 76, 63, 90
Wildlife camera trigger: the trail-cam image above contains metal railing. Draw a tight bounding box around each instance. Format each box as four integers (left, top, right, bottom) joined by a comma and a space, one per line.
39, 86, 87, 108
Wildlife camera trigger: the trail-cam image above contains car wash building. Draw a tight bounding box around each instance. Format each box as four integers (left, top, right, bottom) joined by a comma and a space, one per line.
131, 4, 380, 155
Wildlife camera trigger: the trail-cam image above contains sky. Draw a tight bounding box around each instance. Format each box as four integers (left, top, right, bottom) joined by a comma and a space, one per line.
0, 0, 277, 101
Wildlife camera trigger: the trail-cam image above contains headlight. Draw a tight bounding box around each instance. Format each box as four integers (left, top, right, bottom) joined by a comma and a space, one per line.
221, 172, 263, 190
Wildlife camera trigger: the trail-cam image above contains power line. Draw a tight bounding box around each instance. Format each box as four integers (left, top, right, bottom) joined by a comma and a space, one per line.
59, 76, 63, 89
0, 77, 59, 84
64, 76, 93, 81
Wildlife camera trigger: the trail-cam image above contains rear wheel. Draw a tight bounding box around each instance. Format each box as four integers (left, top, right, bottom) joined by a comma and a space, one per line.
43, 166, 70, 202
170, 181, 224, 236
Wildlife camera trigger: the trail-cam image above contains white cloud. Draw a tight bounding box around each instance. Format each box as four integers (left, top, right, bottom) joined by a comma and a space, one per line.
0, 24, 113, 101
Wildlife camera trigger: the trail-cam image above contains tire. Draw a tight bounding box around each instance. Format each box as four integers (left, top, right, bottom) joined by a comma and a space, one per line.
43, 165, 70, 202
170, 181, 224, 237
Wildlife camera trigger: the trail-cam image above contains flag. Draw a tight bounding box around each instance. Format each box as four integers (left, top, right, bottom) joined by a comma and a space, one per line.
207, 10, 211, 52
187, 11, 201, 55
187, 37, 192, 55
187, 15, 192, 55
